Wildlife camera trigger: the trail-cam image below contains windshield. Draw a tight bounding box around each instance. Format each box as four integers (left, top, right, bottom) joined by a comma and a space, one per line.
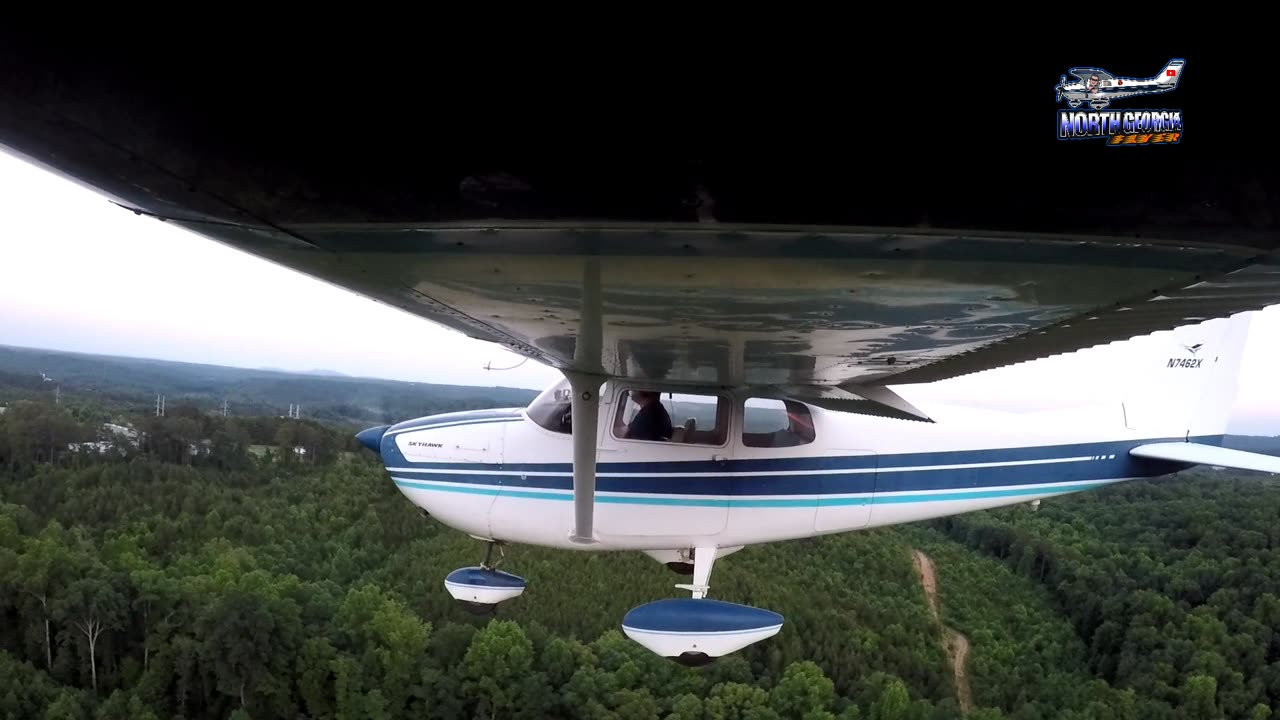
525, 378, 573, 434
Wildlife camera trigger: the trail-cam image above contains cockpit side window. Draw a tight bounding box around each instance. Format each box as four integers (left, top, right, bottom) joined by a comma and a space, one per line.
613, 389, 728, 446
743, 398, 816, 448
526, 379, 608, 434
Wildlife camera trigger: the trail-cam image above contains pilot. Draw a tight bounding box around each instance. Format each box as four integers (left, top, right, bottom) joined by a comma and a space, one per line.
1087, 74, 1101, 94
626, 391, 674, 442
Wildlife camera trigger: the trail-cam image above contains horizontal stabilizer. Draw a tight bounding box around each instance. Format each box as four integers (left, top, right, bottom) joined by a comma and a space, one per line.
1130, 442, 1280, 474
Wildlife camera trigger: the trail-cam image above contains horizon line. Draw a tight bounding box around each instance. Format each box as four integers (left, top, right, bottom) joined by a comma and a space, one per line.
0, 342, 548, 392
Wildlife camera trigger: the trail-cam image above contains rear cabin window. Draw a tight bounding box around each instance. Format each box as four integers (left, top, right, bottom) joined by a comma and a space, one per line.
614, 389, 728, 446
743, 398, 816, 448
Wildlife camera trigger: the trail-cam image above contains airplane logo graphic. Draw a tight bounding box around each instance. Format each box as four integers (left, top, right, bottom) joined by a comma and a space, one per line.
1183, 343, 1204, 355
1055, 59, 1185, 110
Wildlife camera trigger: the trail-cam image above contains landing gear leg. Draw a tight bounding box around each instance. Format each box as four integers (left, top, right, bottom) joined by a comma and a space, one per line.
675, 546, 717, 599
480, 541, 507, 570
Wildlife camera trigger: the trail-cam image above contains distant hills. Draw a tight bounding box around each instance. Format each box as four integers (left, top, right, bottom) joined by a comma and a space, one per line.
1223, 434, 1280, 457
4, 343, 1279, 451
0, 344, 538, 428
303, 369, 349, 377
256, 367, 350, 378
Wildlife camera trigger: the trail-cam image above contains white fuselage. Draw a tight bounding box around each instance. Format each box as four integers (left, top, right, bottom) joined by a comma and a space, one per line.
1059, 77, 1173, 107
378, 384, 1196, 552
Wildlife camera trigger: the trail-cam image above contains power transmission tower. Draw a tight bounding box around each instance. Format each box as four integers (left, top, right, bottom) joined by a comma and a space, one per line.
155, 394, 166, 417
287, 403, 300, 419
222, 399, 229, 417
54, 386, 60, 405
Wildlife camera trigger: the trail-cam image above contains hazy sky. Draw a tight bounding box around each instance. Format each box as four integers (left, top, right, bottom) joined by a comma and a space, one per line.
0, 149, 562, 390
1, 149, 1277, 434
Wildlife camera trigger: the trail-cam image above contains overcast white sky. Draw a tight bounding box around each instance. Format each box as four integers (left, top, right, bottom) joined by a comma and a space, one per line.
1, 149, 1276, 434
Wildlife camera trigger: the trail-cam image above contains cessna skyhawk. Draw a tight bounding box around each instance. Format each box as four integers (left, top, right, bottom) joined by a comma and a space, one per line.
1, 45, 1276, 664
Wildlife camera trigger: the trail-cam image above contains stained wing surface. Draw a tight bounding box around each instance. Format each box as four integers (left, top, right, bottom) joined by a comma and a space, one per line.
0, 44, 1276, 397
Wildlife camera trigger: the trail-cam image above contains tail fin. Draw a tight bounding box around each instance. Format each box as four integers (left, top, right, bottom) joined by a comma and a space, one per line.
1121, 311, 1251, 440
1154, 59, 1186, 86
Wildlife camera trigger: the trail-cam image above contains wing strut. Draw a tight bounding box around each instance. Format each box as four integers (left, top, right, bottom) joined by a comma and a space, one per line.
567, 371, 601, 545
568, 258, 605, 545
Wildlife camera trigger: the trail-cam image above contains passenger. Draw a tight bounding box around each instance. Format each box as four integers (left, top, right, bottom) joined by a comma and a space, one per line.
787, 409, 815, 441
626, 391, 674, 442
769, 407, 814, 447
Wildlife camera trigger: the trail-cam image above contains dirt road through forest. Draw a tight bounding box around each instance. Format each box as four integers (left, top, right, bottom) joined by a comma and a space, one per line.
912, 550, 975, 714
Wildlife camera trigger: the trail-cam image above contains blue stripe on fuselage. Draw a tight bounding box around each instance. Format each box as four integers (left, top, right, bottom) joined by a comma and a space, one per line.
383, 435, 1219, 474
383, 435, 1214, 497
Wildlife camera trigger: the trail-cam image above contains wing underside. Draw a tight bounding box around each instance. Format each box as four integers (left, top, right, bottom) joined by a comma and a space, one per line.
0, 49, 1277, 396
161, 221, 1280, 392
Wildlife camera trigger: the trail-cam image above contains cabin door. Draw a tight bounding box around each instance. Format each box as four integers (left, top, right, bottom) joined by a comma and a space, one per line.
594, 387, 733, 540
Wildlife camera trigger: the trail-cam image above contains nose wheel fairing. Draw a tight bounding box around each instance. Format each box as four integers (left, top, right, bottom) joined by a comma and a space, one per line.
443, 566, 527, 608
443, 542, 527, 613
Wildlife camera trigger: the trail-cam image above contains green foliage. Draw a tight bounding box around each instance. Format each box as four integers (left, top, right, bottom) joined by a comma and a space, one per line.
771, 661, 836, 718
936, 470, 1280, 719
867, 677, 910, 720
0, 397, 358, 473
0, 430, 960, 719
4, 369, 1278, 719
464, 620, 534, 717
900, 525, 1118, 717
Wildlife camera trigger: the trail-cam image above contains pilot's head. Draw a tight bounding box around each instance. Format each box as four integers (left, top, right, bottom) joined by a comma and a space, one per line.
1088, 74, 1100, 90
632, 390, 660, 406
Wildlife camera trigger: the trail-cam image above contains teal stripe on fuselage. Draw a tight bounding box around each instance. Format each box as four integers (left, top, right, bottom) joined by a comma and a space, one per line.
391, 477, 1117, 507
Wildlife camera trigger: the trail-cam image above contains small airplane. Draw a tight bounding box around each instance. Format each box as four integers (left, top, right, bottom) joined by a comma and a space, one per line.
3, 50, 1279, 667
1055, 59, 1185, 109
355, 310, 1280, 665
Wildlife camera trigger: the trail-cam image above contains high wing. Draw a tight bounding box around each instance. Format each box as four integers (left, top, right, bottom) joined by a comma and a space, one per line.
0, 43, 1276, 405
1069, 67, 1114, 82
14, 220, 1277, 404
181, 224, 1273, 395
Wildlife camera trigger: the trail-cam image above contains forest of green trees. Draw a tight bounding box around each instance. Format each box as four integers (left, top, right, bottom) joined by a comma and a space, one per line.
2, 381, 1280, 718
934, 474, 1280, 719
